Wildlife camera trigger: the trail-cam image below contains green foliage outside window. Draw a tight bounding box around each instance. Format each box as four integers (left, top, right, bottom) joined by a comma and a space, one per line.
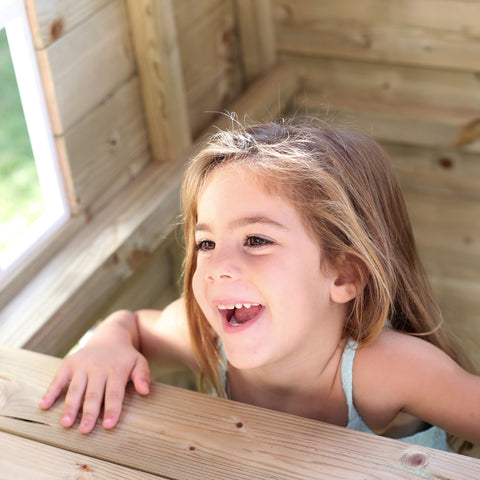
0, 28, 45, 253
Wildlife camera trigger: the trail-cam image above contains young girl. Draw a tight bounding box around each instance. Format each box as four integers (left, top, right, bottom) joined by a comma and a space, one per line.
40, 118, 480, 451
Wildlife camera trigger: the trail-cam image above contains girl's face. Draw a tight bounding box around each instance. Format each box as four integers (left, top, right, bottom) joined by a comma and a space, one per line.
192, 166, 347, 371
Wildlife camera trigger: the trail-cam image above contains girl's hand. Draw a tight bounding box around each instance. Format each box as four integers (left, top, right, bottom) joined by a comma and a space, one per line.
39, 310, 151, 434
39, 342, 150, 434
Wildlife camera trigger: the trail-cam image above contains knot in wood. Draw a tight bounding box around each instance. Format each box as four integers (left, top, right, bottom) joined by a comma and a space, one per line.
400, 449, 429, 468
50, 18, 64, 41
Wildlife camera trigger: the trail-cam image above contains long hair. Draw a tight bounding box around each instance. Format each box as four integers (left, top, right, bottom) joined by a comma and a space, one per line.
181, 117, 469, 396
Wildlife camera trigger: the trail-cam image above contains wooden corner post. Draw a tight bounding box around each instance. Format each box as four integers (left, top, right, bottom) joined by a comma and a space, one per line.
126, 0, 192, 163
234, 0, 276, 84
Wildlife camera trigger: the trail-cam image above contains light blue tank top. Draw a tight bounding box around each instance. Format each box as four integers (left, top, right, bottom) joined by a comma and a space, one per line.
219, 340, 452, 451
342, 338, 452, 451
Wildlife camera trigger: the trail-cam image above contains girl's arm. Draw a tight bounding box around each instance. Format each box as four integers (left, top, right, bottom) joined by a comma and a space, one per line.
354, 329, 480, 445
39, 298, 194, 434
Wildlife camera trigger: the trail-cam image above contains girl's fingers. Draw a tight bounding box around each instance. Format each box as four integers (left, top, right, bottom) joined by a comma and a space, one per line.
39, 367, 72, 410
61, 371, 88, 428
78, 373, 107, 434
131, 356, 151, 396
102, 376, 128, 429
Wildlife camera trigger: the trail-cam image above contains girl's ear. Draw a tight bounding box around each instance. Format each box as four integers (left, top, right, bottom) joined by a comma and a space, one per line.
330, 275, 359, 304
329, 256, 367, 305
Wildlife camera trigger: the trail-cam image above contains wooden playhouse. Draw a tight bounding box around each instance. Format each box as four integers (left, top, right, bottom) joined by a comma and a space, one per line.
0, 0, 479, 434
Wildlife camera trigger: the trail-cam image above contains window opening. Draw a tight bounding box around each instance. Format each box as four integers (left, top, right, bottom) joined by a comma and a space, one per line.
0, 0, 69, 281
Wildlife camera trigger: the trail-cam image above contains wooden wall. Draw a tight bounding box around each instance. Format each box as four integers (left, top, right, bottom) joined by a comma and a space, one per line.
273, 0, 480, 370
1, 0, 479, 380
0, 0, 272, 356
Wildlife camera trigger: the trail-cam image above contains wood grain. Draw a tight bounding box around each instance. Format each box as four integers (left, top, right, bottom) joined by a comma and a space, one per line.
273, 0, 480, 71
38, 0, 135, 134
1, 346, 479, 479
127, 0, 192, 162
235, 0, 276, 83
0, 431, 166, 480
25, 0, 111, 48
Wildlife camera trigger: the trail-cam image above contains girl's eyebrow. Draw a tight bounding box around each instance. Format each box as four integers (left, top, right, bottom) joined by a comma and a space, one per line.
195, 216, 289, 233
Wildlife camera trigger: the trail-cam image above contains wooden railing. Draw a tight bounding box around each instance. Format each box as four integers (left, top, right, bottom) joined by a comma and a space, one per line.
0, 345, 478, 479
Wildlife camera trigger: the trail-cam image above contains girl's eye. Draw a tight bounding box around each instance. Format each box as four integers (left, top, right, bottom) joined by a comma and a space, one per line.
196, 240, 215, 251
245, 236, 272, 247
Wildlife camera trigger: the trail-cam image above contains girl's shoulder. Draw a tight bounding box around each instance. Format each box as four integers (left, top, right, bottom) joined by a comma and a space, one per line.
351, 328, 460, 434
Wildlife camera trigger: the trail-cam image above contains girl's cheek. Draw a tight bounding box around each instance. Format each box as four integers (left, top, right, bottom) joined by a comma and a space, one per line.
192, 268, 206, 306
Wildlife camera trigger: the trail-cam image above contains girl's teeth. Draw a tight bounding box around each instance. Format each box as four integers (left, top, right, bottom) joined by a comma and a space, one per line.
218, 303, 259, 310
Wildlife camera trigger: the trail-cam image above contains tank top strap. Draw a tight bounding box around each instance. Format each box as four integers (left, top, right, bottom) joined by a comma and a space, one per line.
341, 338, 357, 419
341, 338, 374, 432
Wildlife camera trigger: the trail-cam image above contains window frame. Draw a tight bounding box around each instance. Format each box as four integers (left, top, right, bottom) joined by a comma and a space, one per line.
0, 0, 69, 281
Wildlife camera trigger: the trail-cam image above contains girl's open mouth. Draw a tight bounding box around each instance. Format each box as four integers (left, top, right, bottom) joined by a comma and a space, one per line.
218, 303, 263, 326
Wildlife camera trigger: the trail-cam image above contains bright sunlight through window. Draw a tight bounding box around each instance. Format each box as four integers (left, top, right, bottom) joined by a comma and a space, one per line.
0, 0, 69, 281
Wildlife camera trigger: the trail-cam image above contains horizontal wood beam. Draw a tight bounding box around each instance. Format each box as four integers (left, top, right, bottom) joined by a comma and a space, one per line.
294, 91, 480, 153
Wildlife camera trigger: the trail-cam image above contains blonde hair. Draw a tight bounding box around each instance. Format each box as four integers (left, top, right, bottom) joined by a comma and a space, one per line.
181, 117, 468, 395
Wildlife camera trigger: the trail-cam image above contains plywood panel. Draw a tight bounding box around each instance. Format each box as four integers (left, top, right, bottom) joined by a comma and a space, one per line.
274, 0, 480, 71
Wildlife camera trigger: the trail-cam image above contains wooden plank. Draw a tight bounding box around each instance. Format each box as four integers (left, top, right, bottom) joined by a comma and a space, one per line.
25, 0, 111, 48
384, 142, 480, 201
0, 346, 479, 479
65, 76, 150, 215
284, 55, 480, 114
0, 431, 166, 480
273, 0, 480, 36
126, 0, 192, 163
273, 0, 480, 71
36, 0, 135, 135
402, 188, 480, 258
292, 91, 480, 153
234, 0, 276, 83
175, 0, 244, 137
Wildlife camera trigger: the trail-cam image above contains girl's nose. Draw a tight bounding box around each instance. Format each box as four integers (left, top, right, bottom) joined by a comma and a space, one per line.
206, 248, 240, 281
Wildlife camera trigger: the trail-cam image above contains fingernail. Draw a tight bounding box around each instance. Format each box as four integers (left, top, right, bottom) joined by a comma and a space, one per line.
61, 414, 72, 425
103, 417, 114, 428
